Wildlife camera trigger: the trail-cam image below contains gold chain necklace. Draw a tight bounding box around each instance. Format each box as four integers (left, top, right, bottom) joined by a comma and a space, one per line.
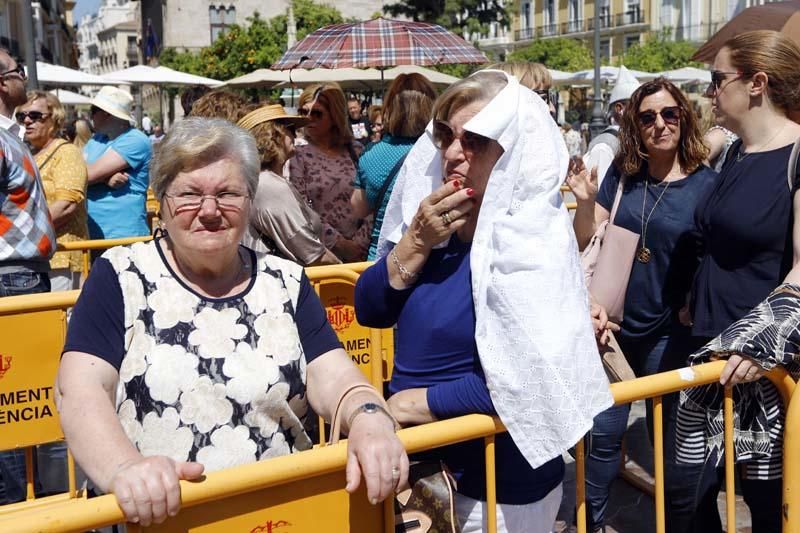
638, 177, 672, 264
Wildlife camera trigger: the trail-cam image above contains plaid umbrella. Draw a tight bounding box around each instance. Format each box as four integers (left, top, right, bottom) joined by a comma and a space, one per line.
693, 0, 800, 62
272, 17, 487, 70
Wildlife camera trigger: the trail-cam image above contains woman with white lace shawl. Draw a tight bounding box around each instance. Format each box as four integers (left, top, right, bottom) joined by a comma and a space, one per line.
355, 71, 613, 532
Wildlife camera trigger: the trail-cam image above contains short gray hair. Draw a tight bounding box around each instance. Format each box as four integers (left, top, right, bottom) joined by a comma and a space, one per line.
432, 71, 508, 123
150, 117, 260, 200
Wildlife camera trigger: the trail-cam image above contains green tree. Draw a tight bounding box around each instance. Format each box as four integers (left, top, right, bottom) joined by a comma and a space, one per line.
383, 0, 514, 37
508, 38, 593, 71
619, 31, 702, 72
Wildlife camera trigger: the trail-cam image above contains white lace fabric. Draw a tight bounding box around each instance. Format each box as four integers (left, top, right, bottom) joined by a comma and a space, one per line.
378, 72, 613, 469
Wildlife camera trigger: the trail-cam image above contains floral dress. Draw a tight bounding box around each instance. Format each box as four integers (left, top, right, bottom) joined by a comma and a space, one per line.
64, 240, 341, 472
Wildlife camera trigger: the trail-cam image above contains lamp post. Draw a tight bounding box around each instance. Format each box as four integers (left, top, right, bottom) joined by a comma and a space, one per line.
20, 0, 38, 89
589, 0, 606, 138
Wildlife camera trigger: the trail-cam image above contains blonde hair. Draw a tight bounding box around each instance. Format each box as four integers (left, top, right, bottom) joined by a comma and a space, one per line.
298, 82, 353, 148
73, 119, 92, 149
24, 90, 65, 134
249, 120, 293, 170
150, 117, 260, 200
485, 62, 552, 91
724, 30, 800, 113
383, 73, 437, 138
432, 71, 508, 123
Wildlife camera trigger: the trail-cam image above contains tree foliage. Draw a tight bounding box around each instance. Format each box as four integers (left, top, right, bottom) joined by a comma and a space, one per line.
619, 30, 702, 72
508, 38, 593, 71
159, 0, 344, 80
383, 0, 514, 37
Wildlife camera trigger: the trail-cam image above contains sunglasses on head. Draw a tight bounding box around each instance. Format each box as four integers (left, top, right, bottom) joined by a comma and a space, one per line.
15, 111, 49, 123
638, 106, 681, 128
432, 120, 492, 155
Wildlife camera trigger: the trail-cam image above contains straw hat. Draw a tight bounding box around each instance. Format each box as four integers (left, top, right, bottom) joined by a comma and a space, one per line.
90, 86, 134, 122
237, 104, 308, 131
609, 65, 641, 105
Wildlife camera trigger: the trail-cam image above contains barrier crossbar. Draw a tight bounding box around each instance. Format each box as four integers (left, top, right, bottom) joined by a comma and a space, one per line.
0, 362, 793, 532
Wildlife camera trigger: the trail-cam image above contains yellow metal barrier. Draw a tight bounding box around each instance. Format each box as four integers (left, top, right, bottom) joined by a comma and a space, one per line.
784, 380, 800, 532
57, 236, 153, 278
0, 362, 793, 532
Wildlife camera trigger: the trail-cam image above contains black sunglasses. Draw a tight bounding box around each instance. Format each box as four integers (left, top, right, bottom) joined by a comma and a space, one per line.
709, 70, 746, 92
15, 111, 49, 123
0, 64, 26, 80
638, 106, 681, 128
432, 120, 492, 155
298, 107, 324, 120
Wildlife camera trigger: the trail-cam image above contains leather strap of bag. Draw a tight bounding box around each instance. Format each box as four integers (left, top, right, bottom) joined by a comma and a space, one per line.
608, 171, 627, 225
788, 136, 800, 192
328, 383, 395, 445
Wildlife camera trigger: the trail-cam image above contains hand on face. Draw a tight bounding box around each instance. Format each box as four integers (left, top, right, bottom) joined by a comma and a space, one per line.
408, 179, 476, 251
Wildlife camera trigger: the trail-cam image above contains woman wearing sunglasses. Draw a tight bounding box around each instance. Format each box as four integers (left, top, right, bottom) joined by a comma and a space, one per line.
289, 83, 370, 263
355, 71, 612, 532
570, 78, 716, 532
673, 30, 800, 533
237, 104, 339, 266
19, 91, 88, 292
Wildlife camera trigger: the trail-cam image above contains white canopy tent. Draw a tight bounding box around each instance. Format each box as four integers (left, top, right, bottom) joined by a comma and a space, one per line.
554, 66, 656, 86
102, 65, 222, 87
33, 62, 124, 86
50, 88, 92, 106
660, 66, 711, 85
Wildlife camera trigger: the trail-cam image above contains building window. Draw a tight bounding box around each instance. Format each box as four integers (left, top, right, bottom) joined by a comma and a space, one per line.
625, 34, 640, 50
599, 0, 611, 28
600, 39, 611, 60
522, 2, 531, 29
543, 0, 556, 35
568, 0, 582, 32
209, 5, 236, 43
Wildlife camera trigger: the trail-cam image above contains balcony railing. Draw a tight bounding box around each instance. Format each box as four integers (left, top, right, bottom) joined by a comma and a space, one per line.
514, 9, 645, 41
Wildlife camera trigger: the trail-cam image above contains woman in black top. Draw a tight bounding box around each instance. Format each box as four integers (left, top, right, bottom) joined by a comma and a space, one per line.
681, 30, 800, 533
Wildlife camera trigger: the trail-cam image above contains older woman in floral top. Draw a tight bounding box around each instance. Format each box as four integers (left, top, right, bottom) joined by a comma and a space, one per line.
56, 118, 407, 527
290, 83, 371, 262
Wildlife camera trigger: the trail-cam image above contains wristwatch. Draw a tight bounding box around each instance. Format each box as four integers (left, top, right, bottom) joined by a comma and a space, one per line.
347, 402, 397, 429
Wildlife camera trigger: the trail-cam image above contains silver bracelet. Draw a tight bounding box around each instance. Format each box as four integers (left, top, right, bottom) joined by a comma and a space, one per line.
390, 249, 419, 282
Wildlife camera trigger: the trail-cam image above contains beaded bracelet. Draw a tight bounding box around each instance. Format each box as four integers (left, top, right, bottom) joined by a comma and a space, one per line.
390, 249, 419, 282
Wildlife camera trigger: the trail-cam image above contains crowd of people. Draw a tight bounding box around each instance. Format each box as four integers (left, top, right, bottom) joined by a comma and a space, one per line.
0, 28, 799, 533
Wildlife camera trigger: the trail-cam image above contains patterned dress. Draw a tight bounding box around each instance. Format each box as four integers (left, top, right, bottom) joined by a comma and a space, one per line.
289, 143, 371, 256
98, 241, 316, 471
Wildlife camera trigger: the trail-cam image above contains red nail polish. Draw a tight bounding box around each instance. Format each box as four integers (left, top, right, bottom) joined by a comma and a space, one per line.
466, 188, 475, 197
452, 180, 461, 189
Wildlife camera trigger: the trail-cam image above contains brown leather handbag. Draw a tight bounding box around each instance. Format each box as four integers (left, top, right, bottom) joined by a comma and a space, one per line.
328, 384, 460, 533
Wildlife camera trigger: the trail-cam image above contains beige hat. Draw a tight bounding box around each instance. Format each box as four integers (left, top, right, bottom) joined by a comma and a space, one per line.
90, 86, 134, 122
237, 104, 308, 131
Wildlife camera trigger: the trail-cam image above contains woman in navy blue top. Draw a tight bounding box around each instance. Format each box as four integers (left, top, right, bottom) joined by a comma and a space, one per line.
355, 70, 615, 532
568, 78, 716, 532
677, 31, 800, 533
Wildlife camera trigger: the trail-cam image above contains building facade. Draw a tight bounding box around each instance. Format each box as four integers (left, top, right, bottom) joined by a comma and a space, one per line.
77, 0, 138, 74
96, 19, 139, 73
0, 0, 78, 67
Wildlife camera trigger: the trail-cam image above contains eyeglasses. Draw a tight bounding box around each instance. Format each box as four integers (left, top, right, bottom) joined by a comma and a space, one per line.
298, 107, 324, 120
638, 106, 681, 128
0, 64, 26, 80
707, 70, 747, 94
164, 191, 250, 214
15, 111, 50, 123
432, 120, 492, 155
534, 89, 558, 106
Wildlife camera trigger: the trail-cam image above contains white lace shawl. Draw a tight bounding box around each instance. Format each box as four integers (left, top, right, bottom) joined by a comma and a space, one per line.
377, 71, 613, 469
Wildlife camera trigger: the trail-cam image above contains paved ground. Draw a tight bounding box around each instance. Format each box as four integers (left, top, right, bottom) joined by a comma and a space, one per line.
552, 401, 754, 533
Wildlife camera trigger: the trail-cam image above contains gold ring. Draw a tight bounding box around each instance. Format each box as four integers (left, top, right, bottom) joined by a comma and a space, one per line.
440, 211, 452, 226
391, 466, 401, 478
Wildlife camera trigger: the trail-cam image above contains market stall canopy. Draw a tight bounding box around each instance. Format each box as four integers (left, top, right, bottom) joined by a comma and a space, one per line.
221, 69, 291, 88
50, 88, 92, 106
380, 65, 459, 88
272, 17, 487, 70
102, 65, 222, 86
660, 66, 711, 84
693, 0, 800, 62
556, 66, 656, 85
33, 62, 124, 86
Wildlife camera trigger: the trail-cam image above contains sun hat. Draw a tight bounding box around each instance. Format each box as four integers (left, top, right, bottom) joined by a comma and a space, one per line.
609, 65, 641, 105
90, 86, 134, 122
237, 104, 309, 131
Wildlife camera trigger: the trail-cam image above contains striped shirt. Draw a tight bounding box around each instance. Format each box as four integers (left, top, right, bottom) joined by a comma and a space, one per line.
0, 125, 56, 272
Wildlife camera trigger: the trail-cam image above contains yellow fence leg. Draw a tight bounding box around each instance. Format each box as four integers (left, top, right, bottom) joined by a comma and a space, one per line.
485, 434, 497, 533
724, 387, 736, 532
575, 438, 587, 533
653, 396, 665, 533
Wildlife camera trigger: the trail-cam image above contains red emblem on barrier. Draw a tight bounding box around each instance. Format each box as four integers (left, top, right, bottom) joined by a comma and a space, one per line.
0, 355, 11, 380
250, 519, 292, 532
327, 296, 355, 333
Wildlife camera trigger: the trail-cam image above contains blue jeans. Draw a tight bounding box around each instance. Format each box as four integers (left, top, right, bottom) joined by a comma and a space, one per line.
0, 270, 50, 503
583, 328, 698, 533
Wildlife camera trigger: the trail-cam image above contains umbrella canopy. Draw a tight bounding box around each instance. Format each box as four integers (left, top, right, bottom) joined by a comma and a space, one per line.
558, 66, 656, 85
221, 68, 291, 88
693, 0, 800, 62
274, 68, 382, 90
50, 88, 92, 106
272, 17, 487, 70
660, 66, 711, 84
34, 62, 123, 86
103, 65, 222, 86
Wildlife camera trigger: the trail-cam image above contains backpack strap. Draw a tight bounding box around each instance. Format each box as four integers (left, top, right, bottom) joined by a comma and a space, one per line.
788, 136, 800, 192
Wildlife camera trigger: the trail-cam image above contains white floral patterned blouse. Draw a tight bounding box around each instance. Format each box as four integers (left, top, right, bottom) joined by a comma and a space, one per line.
64, 238, 342, 472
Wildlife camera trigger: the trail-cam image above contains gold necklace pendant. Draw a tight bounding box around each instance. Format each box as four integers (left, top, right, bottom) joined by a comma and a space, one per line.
637, 246, 652, 263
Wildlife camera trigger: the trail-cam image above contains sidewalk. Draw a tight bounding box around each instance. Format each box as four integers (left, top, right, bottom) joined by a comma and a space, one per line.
553, 401, 754, 532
